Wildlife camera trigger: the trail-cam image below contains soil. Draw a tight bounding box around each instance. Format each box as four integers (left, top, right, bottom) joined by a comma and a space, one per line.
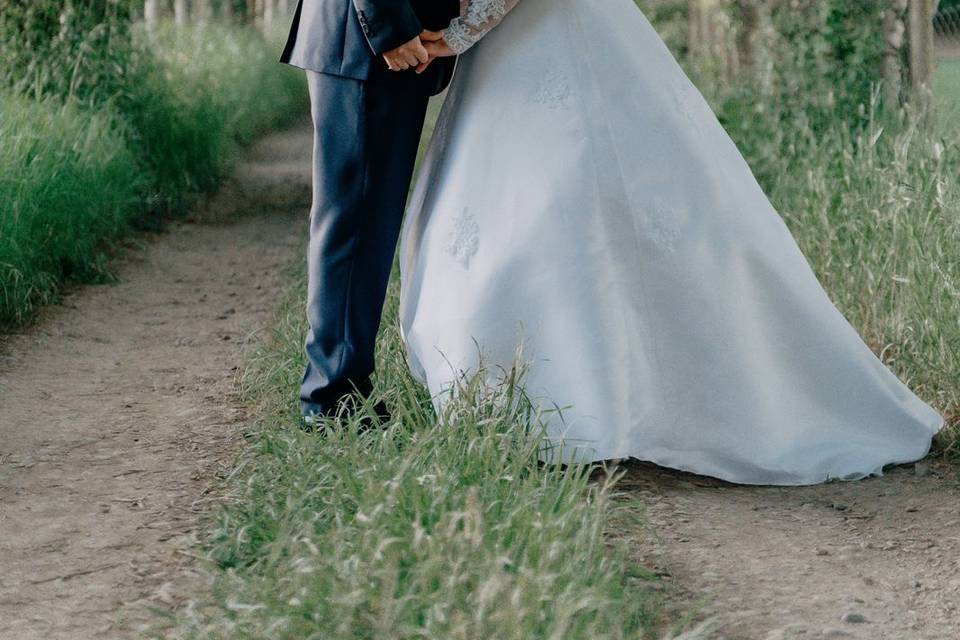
0, 121, 312, 639
616, 459, 960, 640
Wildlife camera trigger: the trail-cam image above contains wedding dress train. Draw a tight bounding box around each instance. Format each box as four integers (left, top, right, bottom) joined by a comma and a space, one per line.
398, 0, 944, 485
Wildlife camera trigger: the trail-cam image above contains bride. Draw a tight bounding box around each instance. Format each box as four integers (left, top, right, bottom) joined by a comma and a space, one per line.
398, 0, 944, 485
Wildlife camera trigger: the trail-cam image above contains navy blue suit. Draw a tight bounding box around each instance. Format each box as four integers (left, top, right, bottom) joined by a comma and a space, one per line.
280, 0, 458, 416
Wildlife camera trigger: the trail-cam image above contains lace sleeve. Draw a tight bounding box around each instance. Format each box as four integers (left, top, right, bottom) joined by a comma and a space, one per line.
442, 0, 522, 54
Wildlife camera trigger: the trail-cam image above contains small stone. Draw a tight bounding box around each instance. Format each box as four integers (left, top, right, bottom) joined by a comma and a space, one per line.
914, 462, 931, 477
840, 612, 867, 624
822, 629, 852, 638
815, 547, 830, 556
905, 505, 919, 513
831, 502, 849, 511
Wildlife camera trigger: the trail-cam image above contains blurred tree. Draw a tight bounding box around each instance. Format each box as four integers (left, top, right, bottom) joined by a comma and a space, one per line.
731, 0, 764, 74
687, 0, 739, 83
263, 0, 275, 29
174, 0, 188, 24
907, 0, 937, 111
680, 0, 937, 119
144, 0, 162, 26
195, 0, 212, 22
882, 0, 908, 107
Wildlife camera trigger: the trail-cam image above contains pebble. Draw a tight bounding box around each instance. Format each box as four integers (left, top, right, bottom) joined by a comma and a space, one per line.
822, 630, 852, 638
914, 462, 931, 477
840, 612, 867, 624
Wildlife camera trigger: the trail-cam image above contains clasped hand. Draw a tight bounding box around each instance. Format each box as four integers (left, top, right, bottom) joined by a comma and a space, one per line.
382, 30, 455, 74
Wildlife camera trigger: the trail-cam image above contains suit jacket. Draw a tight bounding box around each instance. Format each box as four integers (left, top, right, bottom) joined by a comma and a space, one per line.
280, 0, 460, 94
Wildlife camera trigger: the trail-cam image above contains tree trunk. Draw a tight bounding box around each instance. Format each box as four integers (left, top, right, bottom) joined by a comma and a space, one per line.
278, 0, 290, 17
733, 0, 763, 75
907, 0, 937, 110
882, 0, 908, 107
688, 0, 705, 60
263, 0, 275, 31
174, 0, 189, 25
222, 0, 234, 22
195, 0, 211, 23
144, 0, 162, 27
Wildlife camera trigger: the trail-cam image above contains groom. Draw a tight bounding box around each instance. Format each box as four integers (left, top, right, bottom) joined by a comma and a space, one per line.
280, 0, 459, 422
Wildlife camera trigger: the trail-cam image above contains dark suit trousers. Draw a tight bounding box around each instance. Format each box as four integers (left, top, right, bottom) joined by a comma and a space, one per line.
301, 69, 430, 416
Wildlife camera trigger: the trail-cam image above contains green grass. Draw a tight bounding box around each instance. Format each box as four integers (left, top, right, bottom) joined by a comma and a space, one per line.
129, 23, 307, 210
163, 264, 662, 639
0, 23, 308, 326
0, 94, 145, 320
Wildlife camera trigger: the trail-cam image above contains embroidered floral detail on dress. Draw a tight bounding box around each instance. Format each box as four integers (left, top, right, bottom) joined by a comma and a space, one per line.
447, 208, 480, 267
644, 197, 682, 252
532, 68, 572, 110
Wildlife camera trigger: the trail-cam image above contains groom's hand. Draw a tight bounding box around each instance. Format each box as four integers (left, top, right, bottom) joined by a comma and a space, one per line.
383, 35, 430, 72
415, 30, 456, 74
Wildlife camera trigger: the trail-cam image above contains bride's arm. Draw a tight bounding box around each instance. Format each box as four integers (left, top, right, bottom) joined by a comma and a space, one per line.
443, 0, 522, 54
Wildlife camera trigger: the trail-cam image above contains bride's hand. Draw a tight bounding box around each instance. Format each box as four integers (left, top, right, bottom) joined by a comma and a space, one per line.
415, 30, 456, 74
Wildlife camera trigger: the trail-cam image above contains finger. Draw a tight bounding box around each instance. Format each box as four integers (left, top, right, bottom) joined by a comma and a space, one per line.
416, 58, 434, 74
409, 42, 430, 65
401, 50, 420, 67
388, 54, 409, 71
420, 29, 443, 42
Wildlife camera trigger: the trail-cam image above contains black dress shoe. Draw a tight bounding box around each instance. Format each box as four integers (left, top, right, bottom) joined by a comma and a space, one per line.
356, 400, 392, 435
300, 397, 392, 434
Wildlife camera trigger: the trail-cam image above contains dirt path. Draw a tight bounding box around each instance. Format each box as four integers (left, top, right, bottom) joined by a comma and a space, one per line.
0, 121, 312, 639
2, 116, 956, 640
619, 459, 960, 639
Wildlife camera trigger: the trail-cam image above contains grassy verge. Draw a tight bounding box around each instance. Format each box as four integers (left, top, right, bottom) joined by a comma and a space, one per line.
0, 95, 145, 320
0, 23, 307, 327
129, 23, 307, 211
165, 260, 662, 638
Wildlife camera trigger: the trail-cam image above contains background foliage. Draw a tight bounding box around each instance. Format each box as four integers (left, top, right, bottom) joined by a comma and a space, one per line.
0, 0, 307, 325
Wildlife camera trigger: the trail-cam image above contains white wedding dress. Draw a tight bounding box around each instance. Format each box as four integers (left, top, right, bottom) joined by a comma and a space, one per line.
398, 0, 944, 485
